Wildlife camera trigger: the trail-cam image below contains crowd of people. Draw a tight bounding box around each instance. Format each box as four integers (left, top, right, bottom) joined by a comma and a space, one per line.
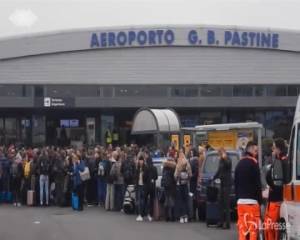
0, 137, 288, 239
0, 143, 204, 224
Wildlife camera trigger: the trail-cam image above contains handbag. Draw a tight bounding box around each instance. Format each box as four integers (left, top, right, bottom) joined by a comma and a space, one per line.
79, 167, 91, 181
157, 188, 166, 204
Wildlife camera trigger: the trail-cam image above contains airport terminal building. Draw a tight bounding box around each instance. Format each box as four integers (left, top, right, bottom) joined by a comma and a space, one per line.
0, 25, 299, 146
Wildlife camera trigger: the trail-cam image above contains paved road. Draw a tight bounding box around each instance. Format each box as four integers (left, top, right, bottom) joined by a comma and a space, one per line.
0, 205, 237, 240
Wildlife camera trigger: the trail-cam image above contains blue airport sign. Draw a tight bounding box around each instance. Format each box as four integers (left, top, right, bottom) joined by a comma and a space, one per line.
90, 28, 279, 50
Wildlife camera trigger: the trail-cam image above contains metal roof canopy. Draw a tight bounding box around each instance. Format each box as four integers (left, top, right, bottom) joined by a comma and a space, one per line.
131, 108, 181, 135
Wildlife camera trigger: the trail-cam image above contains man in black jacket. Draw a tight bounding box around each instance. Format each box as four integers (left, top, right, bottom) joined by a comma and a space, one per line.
235, 141, 262, 240
213, 148, 232, 229
144, 151, 158, 222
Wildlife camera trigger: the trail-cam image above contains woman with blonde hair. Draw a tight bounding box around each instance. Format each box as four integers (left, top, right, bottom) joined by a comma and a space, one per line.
174, 147, 192, 223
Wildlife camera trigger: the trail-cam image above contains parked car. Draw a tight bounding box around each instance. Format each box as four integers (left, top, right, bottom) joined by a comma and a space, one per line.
197, 150, 240, 220
152, 157, 166, 188
150, 150, 166, 189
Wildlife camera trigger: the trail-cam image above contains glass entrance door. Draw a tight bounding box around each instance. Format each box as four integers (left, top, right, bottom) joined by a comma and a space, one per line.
5, 118, 17, 145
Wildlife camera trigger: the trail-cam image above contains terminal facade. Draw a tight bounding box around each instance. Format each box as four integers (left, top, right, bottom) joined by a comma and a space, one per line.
0, 25, 299, 146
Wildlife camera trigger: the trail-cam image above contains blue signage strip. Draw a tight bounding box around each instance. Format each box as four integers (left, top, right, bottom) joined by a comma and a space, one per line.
90, 29, 280, 50
90, 29, 175, 48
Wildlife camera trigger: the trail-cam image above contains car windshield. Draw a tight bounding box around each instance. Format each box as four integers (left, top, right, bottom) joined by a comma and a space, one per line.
203, 153, 239, 174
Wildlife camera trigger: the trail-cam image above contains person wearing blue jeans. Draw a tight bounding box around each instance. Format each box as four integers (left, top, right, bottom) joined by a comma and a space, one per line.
135, 156, 149, 222
136, 185, 145, 218
39, 174, 49, 206
97, 178, 107, 206
174, 147, 192, 223
96, 153, 109, 206
176, 184, 189, 220
38, 150, 50, 206
114, 184, 125, 211
72, 153, 85, 211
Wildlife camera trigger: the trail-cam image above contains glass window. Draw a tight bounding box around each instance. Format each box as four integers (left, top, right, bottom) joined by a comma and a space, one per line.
115, 87, 131, 97
233, 85, 253, 96
267, 85, 287, 96
254, 86, 265, 96
34, 86, 44, 97
5, 118, 17, 145
222, 86, 233, 97
200, 85, 221, 97
102, 87, 113, 97
46, 85, 98, 97
115, 85, 167, 97
288, 86, 298, 96
185, 87, 198, 97
0, 85, 24, 97
171, 87, 185, 97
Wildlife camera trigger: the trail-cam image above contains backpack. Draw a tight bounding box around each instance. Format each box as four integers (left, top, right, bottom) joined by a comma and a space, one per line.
98, 161, 106, 177
107, 162, 117, 183
179, 169, 189, 185
24, 161, 31, 178
123, 161, 135, 183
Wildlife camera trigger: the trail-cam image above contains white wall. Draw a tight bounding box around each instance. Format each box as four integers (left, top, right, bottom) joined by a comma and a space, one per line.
0, 46, 299, 85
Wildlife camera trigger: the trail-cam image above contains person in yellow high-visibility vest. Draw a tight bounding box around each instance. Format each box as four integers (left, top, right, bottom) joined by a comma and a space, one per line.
105, 129, 112, 146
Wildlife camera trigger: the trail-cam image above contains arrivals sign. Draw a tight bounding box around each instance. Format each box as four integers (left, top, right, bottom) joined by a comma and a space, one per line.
90, 28, 280, 50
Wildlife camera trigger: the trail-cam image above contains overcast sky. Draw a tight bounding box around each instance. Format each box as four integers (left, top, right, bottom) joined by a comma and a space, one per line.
1, 0, 300, 39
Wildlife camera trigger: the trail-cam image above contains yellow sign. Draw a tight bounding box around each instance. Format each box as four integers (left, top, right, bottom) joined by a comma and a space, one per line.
183, 135, 191, 154
184, 135, 191, 147
171, 135, 179, 151
208, 130, 237, 150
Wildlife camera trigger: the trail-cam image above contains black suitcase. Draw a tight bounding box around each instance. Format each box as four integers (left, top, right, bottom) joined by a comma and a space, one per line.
206, 202, 220, 226
188, 192, 194, 220
206, 185, 218, 203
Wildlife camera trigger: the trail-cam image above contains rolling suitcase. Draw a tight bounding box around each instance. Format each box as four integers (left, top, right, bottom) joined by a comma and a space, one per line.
188, 192, 194, 220
0, 192, 4, 203
153, 188, 164, 221
206, 185, 218, 203
206, 182, 220, 226
206, 202, 220, 226
5, 192, 13, 203
72, 192, 79, 210
27, 190, 36, 206
153, 197, 161, 221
